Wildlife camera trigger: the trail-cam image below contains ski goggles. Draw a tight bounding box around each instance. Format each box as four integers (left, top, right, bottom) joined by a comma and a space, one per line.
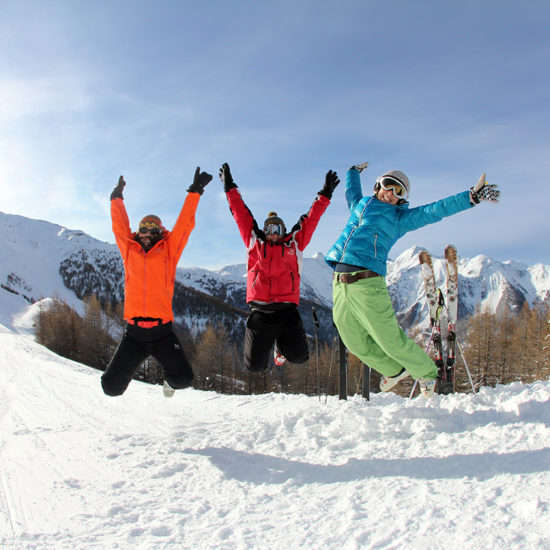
264, 223, 284, 236
138, 225, 162, 236
377, 176, 408, 199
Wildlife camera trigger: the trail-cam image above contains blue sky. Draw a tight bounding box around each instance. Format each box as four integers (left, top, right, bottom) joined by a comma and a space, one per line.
1, 0, 549, 269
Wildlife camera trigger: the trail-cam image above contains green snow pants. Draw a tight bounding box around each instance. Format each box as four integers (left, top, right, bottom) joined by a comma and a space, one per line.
332, 274, 437, 380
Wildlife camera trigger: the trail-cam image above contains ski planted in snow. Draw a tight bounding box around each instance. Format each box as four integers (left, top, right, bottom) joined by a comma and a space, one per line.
419, 250, 445, 390
442, 244, 459, 395
419, 250, 438, 323
419, 246, 459, 394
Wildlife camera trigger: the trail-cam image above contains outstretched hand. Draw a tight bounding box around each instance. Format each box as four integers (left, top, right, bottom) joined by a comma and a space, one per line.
187, 167, 213, 195
319, 170, 340, 199
110, 175, 126, 200
219, 163, 237, 192
469, 173, 500, 205
349, 161, 369, 173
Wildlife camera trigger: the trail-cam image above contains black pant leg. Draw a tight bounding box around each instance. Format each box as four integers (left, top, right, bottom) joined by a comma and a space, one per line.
277, 308, 309, 364
152, 330, 194, 389
101, 331, 149, 396
244, 310, 278, 372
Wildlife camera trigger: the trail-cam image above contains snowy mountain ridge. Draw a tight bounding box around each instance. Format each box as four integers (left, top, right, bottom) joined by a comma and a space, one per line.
1, 210, 549, 337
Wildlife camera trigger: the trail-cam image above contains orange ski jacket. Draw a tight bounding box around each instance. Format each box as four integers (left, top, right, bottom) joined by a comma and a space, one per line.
111, 193, 200, 323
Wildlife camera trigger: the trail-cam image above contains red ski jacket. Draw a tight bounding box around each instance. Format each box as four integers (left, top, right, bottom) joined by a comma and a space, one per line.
111, 193, 200, 323
226, 188, 330, 305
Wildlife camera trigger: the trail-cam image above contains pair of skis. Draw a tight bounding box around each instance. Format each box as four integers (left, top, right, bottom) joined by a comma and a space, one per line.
419, 245, 458, 395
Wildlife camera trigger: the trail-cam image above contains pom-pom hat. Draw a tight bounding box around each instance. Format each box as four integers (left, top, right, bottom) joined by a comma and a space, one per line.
263, 211, 286, 235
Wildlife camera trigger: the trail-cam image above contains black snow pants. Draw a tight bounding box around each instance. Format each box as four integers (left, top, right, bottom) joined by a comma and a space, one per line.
244, 304, 309, 372
101, 322, 194, 396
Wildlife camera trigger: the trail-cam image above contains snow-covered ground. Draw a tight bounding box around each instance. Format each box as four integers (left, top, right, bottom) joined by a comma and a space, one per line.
1, 325, 549, 549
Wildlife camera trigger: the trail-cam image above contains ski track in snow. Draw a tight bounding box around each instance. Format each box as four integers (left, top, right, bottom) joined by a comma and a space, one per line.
1, 328, 550, 549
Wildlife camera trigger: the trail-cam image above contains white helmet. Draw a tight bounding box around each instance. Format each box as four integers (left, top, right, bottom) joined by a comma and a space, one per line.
375, 170, 410, 201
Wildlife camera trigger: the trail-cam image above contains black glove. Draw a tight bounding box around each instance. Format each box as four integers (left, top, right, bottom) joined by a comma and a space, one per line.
469, 173, 500, 205
110, 175, 126, 200
318, 170, 340, 199
187, 167, 212, 195
219, 163, 237, 192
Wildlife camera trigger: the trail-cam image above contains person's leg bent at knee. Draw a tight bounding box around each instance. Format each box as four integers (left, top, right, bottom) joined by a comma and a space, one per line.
101, 332, 149, 396
153, 329, 194, 389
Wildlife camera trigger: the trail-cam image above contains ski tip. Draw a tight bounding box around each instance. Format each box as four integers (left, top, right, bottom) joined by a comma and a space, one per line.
419, 250, 432, 263
445, 245, 457, 260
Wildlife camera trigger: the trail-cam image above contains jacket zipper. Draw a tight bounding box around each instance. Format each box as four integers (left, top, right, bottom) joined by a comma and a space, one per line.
142, 252, 147, 316
373, 234, 378, 258
340, 196, 375, 260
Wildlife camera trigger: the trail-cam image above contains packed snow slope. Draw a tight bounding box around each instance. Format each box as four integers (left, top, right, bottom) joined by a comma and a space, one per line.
1, 325, 549, 550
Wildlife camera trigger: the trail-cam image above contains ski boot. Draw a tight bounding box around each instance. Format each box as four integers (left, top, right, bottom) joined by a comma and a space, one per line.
380, 367, 410, 392
419, 378, 437, 399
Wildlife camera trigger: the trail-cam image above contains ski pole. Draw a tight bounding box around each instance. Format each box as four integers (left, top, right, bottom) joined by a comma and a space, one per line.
324, 334, 338, 404
456, 336, 476, 393
312, 307, 321, 401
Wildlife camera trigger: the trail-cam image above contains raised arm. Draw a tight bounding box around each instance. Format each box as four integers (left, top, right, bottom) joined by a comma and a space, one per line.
220, 163, 258, 247
110, 176, 132, 254
398, 173, 501, 236
345, 162, 368, 210
292, 170, 339, 250
169, 166, 212, 260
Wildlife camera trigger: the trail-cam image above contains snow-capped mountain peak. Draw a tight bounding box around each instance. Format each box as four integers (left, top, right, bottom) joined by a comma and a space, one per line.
1, 210, 549, 336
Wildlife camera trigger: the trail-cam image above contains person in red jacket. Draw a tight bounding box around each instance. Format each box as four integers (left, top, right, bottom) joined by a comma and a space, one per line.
219, 163, 339, 372
101, 167, 212, 396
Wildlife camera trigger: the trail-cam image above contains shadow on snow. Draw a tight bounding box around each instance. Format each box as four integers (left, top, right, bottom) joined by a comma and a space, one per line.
184, 446, 550, 485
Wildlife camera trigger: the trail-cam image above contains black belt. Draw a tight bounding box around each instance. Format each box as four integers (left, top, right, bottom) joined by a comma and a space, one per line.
333, 270, 380, 284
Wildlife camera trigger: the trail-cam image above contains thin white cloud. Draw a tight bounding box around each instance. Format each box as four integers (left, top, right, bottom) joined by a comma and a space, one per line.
1, 1, 549, 270
0, 77, 92, 122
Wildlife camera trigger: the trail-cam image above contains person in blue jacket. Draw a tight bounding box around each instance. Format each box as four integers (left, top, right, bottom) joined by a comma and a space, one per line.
325, 162, 500, 398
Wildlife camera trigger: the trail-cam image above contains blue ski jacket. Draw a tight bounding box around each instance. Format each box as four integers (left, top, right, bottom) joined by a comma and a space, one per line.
325, 168, 474, 276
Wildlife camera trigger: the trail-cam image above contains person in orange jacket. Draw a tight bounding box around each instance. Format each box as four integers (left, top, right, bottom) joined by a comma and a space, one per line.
101, 167, 212, 396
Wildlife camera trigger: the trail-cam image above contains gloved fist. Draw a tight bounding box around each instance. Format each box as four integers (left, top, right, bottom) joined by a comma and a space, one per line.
349, 161, 369, 173
469, 173, 500, 205
187, 167, 213, 195
219, 163, 237, 192
110, 175, 126, 200
319, 170, 340, 199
